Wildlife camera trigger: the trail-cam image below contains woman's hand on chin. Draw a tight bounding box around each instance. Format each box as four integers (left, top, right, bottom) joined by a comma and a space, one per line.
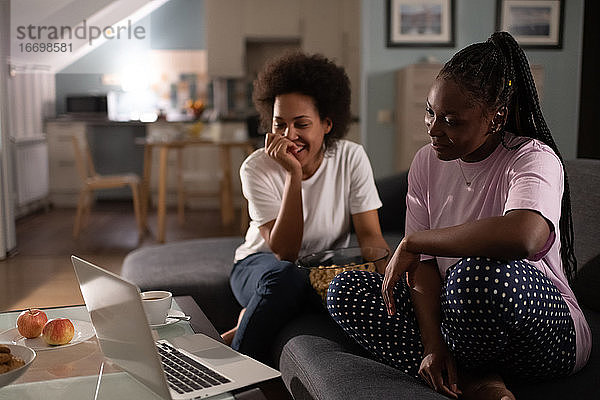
264, 133, 302, 175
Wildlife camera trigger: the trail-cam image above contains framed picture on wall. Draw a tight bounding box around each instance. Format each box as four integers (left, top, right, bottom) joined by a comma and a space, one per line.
496, 0, 564, 49
386, 0, 455, 47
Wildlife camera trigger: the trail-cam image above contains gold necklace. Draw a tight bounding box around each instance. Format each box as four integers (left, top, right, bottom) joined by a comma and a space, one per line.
456, 160, 472, 187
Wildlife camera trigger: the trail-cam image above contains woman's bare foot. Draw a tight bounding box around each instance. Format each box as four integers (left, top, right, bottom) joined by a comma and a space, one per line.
221, 308, 246, 346
459, 371, 515, 400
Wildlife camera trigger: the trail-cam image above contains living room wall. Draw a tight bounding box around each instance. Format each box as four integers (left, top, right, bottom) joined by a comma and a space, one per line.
361, 0, 585, 178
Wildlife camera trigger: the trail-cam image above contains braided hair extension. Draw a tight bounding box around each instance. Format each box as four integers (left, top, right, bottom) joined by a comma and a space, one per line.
438, 31, 577, 284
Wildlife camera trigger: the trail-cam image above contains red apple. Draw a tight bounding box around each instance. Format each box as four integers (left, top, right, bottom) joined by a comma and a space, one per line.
42, 318, 75, 345
16, 308, 48, 338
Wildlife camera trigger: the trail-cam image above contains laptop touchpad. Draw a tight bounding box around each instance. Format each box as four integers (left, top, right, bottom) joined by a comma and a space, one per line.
169, 334, 246, 366
193, 347, 245, 366
170, 333, 221, 352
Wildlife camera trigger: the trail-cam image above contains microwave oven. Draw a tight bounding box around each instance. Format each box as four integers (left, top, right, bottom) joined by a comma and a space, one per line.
66, 95, 108, 114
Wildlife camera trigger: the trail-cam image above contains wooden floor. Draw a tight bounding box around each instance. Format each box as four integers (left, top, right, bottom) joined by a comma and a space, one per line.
0, 201, 243, 312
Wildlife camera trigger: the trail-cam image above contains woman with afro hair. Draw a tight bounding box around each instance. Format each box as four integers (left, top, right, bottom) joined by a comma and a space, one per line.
222, 52, 388, 364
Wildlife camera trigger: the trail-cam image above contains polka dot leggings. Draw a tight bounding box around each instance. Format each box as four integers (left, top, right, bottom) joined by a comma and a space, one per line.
327, 257, 576, 382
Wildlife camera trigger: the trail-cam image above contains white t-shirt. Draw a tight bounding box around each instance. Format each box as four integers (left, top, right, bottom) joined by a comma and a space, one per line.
406, 132, 591, 373
234, 139, 382, 262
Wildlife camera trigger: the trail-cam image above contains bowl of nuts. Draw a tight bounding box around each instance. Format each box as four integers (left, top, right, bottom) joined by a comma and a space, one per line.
297, 246, 389, 300
0, 343, 36, 388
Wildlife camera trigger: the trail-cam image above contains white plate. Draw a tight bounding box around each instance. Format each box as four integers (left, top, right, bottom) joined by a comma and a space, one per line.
149, 310, 185, 328
0, 320, 95, 351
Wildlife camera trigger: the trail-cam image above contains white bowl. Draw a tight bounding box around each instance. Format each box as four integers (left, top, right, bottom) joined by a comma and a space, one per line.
0, 343, 36, 388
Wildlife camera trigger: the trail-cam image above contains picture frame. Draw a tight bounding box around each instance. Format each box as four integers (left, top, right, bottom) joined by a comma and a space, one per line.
386, 0, 455, 47
496, 0, 564, 49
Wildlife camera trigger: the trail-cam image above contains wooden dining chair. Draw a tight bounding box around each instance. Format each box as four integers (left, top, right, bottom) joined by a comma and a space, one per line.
71, 135, 145, 239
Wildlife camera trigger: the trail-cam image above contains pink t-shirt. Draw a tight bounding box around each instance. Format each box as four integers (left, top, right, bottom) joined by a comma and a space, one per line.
405, 132, 591, 373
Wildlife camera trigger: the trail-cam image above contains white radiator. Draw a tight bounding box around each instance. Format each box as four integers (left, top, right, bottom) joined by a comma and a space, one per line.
14, 136, 49, 207
7, 64, 54, 215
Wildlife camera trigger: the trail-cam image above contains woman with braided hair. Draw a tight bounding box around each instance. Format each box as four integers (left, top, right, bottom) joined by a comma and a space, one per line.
327, 32, 591, 399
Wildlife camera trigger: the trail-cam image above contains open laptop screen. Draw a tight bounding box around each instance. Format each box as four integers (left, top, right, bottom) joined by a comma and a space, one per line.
71, 255, 172, 399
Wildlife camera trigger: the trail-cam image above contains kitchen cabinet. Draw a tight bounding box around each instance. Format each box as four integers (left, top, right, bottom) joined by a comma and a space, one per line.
46, 120, 146, 206
206, 0, 301, 77
301, 0, 360, 117
46, 121, 87, 206
205, 0, 245, 77
243, 0, 301, 39
301, 0, 339, 58
395, 63, 443, 172
395, 63, 545, 172
205, 0, 361, 112
46, 119, 250, 209
340, 0, 361, 119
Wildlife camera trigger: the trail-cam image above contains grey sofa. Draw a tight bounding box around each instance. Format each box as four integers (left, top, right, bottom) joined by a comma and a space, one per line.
122, 159, 600, 399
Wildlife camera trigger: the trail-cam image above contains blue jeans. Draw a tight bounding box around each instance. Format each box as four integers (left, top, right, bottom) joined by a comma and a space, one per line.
230, 252, 323, 364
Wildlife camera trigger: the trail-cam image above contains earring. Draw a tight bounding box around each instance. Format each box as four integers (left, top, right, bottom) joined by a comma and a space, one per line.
492, 106, 507, 134
490, 112, 504, 134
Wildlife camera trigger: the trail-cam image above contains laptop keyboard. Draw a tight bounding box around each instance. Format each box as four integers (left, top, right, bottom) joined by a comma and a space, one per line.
157, 341, 231, 394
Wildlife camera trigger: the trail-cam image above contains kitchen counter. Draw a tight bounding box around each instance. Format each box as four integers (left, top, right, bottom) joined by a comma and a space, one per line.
47, 112, 253, 125
44, 117, 251, 208
47, 115, 148, 126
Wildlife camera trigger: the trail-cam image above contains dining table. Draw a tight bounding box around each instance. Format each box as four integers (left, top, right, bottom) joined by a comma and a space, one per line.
140, 137, 255, 243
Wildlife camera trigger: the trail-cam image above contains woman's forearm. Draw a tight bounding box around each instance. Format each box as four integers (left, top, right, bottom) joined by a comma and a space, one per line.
268, 171, 304, 261
405, 210, 550, 260
352, 210, 390, 273
408, 260, 445, 352
353, 210, 390, 250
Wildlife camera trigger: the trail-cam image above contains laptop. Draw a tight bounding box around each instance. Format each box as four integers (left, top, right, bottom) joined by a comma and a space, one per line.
71, 255, 280, 400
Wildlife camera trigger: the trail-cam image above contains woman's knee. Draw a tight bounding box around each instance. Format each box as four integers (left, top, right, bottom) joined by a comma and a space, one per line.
446, 258, 519, 291
327, 271, 356, 308
256, 261, 308, 299
443, 258, 534, 320
327, 270, 384, 315
329, 270, 380, 294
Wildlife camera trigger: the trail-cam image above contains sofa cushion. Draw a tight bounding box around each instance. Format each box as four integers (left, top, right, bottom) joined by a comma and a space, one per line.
510, 308, 600, 399
572, 255, 600, 312
565, 159, 600, 269
121, 237, 243, 332
565, 159, 600, 312
276, 309, 600, 400
376, 171, 408, 235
